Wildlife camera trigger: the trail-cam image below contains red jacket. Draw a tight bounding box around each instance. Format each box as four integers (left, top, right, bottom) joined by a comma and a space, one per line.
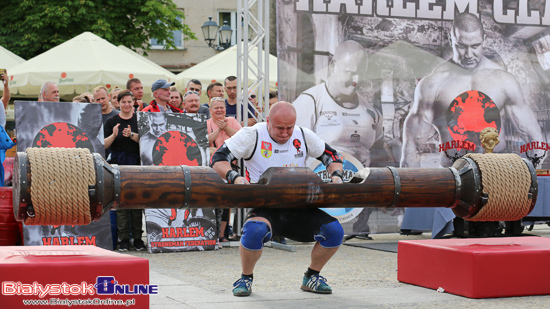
142, 100, 183, 113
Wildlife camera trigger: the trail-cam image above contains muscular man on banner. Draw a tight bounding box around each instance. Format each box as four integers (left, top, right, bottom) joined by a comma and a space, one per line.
211, 102, 345, 297
140, 112, 168, 166
401, 12, 544, 168
293, 40, 383, 238
293, 40, 383, 167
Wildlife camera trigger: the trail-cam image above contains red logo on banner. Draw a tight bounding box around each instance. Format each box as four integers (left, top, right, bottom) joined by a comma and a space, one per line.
32, 122, 94, 152
446, 90, 501, 150
152, 131, 200, 166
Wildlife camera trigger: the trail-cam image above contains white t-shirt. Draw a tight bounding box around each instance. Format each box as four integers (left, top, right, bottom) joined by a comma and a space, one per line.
225, 123, 325, 183
293, 83, 382, 166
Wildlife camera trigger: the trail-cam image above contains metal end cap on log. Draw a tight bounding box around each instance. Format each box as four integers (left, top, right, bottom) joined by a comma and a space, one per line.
450, 153, 538, 221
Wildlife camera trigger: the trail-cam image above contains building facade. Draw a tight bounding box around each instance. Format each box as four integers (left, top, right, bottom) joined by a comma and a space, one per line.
147, 0, 265, 73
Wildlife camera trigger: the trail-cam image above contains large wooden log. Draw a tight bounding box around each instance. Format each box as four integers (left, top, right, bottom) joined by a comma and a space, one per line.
113, 165, 457, 209
12, 149, 538, 225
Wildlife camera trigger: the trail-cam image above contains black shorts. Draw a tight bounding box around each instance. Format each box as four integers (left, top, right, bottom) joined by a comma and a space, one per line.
245, 208, 337, 243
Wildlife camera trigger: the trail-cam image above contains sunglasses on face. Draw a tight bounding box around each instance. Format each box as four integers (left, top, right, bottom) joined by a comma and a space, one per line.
249, 95, 256, 99
184, 91, 199, 99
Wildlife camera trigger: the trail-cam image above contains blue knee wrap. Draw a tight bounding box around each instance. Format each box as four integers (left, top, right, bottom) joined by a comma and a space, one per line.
314, 220, 344, 248
240, 220, 272, 251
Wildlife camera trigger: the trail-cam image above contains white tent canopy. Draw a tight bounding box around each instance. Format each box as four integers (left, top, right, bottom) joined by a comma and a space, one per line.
118, 45, 174, 76
176, 44, 277, 101
0, 45, 26, 70
8, 32, 175, 101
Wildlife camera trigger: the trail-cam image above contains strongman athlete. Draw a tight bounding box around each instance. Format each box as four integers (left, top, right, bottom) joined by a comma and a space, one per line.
211, 102, 345, 297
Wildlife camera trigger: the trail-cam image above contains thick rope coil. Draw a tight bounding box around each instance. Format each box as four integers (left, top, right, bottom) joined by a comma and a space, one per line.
25, 147, 95, 226
465, 153, 532, 221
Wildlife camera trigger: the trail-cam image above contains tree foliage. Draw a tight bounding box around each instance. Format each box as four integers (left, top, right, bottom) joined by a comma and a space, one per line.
0, 0, 196, 59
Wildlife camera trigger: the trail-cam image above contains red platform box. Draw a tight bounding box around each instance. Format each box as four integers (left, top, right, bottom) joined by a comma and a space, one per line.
0, 246, 152, 308
397, 237, 550, 298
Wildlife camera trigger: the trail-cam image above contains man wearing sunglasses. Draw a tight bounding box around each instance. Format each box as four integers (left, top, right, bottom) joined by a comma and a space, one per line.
183, 90, 211, 118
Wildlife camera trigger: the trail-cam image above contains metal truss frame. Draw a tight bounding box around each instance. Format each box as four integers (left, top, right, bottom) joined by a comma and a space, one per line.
236, 0, 271, 125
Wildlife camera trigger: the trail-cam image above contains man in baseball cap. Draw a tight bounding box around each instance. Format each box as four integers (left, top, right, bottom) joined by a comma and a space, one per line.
142, 79, 181, 112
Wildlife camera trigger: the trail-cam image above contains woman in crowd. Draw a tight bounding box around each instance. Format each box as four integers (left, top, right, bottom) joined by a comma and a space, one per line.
72, 95, 89, 103
80, 92, 93, 103
103, 90, 145, 252
207, 97, 242, 151
170, 87, 184, 110
207, 97, 242, 247
110, 87, 122, 110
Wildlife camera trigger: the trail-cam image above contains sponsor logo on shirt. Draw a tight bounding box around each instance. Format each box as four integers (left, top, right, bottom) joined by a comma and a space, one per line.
293, 139, 304, 158
350, 131, 361, 143
319, 110, 340, 127
320, 111, 337, 120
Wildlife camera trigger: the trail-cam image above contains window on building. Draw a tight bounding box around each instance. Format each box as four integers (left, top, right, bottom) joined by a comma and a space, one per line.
218, 11, 238, 46
151, 14, 185, 49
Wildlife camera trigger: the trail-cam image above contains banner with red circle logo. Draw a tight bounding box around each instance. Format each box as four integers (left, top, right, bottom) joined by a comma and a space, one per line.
137, 112, 217, 253
15, 101, 112, 249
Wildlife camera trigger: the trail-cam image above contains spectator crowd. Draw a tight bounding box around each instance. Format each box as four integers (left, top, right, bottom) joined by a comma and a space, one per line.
4, 74, 277, 252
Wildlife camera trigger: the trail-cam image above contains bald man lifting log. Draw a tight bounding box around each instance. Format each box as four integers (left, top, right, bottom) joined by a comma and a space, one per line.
210, 102, 346, 296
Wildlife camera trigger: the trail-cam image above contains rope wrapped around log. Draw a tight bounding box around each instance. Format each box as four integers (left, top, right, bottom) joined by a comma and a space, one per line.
25, 148, 95, 225
462, 153, 533, 222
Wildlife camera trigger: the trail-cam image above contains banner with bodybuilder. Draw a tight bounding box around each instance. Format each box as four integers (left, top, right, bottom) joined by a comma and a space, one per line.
138, 112, 217, 253
15, 101, 113, 249
277, 0, 550, 236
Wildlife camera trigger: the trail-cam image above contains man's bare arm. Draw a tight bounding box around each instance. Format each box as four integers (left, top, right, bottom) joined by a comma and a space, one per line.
212, 160, 234, 179
292, 94, 316, 129
504, 73, 544, 143
400, 79, 435, 167
211, 144, 249, 184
